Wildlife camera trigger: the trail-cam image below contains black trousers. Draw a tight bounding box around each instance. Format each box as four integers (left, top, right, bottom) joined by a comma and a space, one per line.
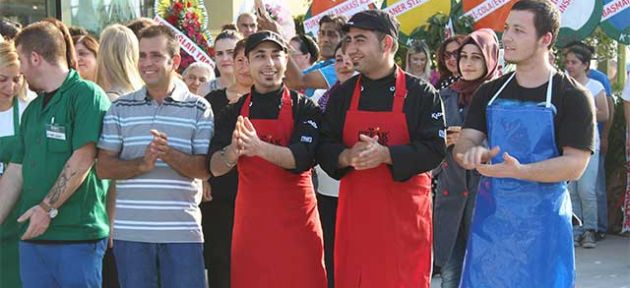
317, 193, 338, 288
201, 199, 235, 288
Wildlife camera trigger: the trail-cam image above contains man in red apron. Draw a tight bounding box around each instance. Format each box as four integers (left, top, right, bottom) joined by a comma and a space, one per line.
318, 10, 446, 288
454, 1, 595, 286
208, 31, 326, 288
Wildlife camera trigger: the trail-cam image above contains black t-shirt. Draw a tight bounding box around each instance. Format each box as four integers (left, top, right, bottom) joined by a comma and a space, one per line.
464, 71, 595, 153
208, 85, 322, 175
317, 69, 446, 182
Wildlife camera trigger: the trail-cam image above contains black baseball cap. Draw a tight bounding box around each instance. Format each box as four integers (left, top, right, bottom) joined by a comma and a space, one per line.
343, 10, 400, 39
244, 31, 288, 55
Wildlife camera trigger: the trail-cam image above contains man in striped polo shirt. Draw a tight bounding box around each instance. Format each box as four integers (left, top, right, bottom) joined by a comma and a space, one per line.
96, 25, 213, 288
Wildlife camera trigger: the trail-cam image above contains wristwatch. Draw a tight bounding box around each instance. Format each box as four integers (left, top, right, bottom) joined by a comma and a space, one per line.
38, 202, 58, 219
221, 146, 237, 168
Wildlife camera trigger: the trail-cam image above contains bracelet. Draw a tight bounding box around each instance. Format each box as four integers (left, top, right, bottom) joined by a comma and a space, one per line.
221, 147, 237, 168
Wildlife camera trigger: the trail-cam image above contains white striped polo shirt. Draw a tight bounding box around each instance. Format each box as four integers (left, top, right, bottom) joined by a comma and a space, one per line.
98, 81, 213, 243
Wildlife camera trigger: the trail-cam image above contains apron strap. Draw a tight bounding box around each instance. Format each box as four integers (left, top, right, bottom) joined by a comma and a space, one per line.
487, 73, 515, 106
544, 71, 554, 108
350, 66, 407, 113
12, 97, 20, 136
277, 88, 293, 122
487, 71, 554, 107
392, 67, 407, 113
240, 87, 292, 120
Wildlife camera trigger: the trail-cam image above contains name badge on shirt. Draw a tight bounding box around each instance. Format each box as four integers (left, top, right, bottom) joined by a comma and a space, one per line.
45, 124, 67, 140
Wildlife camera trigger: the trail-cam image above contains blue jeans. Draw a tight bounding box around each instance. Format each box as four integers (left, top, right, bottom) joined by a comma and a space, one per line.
569, 153, 599, 234
440, 229, 466, 288
19, 239, 107, 288
113, 240, 205, 288
439, 192, 475, 288
596, 153, 608, 232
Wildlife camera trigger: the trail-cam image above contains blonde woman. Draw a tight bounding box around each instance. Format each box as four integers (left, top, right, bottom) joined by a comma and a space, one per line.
0, 40, 30, 288
405, 40, 433, 82
96, 24, 143, 101
95, 24, 143, 288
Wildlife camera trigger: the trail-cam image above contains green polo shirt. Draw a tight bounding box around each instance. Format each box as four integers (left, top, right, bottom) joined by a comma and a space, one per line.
11, 70, 111, 241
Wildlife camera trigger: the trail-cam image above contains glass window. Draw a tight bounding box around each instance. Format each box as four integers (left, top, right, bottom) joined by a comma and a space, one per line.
60, 0, 154, 35
1, 0, 52, 27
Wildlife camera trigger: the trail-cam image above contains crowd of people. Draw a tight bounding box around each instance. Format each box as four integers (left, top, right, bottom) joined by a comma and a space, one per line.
0, 0, 628, 287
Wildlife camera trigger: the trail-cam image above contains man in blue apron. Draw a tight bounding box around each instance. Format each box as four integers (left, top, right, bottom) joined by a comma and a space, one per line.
453, 1, 596, 287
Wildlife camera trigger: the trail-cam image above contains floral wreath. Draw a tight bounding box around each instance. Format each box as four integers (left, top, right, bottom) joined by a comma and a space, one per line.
155, 0, 215, 72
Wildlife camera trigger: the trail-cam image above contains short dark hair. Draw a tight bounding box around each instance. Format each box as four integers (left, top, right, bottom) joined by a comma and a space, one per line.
15, 19, 77, 69
68, 26, 88, 38
565, 44, 592, 71
319, 15, 347, 33
214, 29, 243, 43
126, 18, 156, 38
334, 37, 350, 55
511, 0, 560, 49
138, 25, 180, 57
0, 18, 22, 40
221, 24, 237, 31
373, 31, 398, 54
290, 34, 320, 64
233, 39, 247, 58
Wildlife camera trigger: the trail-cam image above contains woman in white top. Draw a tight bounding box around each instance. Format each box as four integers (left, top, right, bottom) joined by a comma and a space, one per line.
564, 44, 609, 248
0, 40, 31, 288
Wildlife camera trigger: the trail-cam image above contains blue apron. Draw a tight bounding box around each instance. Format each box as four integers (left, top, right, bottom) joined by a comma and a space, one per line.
459, 72, 575, 288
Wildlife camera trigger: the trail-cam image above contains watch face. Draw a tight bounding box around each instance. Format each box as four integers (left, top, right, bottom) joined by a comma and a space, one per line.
49, 209, 58, 219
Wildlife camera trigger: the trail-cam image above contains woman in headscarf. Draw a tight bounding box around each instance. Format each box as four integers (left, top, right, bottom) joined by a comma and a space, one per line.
433, 28, 500, 288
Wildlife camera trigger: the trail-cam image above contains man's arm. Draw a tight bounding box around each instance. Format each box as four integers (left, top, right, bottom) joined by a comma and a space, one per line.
594, 91, 609, 122
238, 116, 297, 169
43, 143, 98, 208
475, 146, 590, 182
150, 130, 210, 180
96, 148, 156, 180
210, 143, 238, 177
160, 149, 210, 180
0, 164, 23, 224
19, 143, 99, 239
285, 58, 330, 91
453, 129, 490, 169
257, 142, 296, 169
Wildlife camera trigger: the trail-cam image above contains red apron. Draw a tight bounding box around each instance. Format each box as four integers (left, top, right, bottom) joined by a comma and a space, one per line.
231, 88, 327, 288
336, 68, 432, 288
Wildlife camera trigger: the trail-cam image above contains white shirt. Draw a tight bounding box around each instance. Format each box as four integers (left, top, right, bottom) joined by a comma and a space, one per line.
585, 78, 604, 151
0, 98, 28, 138
315, 165, 339, 197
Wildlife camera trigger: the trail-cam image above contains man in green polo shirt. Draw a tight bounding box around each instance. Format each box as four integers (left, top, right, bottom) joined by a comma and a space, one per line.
0, 21, 110, 287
